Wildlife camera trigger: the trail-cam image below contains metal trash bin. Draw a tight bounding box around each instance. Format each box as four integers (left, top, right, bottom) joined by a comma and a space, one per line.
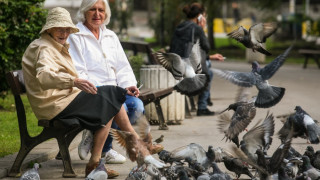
140, 65, 185, 125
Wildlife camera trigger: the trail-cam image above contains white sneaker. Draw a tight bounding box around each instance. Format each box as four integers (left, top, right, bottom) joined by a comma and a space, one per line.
103, 149, 126, 164
78, 129, 93, 160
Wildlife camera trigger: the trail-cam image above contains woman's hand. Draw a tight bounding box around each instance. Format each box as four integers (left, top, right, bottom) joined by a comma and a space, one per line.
126, 86, 139, 97
209, 53, 225, 62
74, 78, 97, 94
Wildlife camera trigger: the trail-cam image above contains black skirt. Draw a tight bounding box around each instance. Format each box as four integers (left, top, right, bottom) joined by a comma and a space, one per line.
52, 85, 127, 131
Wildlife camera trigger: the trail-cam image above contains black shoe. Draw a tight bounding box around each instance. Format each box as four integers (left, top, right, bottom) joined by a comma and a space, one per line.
207, 100, 213, 106
197, 108, 215, 116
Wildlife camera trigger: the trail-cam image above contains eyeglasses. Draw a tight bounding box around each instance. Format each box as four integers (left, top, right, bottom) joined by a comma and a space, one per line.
55, 28, 71, 34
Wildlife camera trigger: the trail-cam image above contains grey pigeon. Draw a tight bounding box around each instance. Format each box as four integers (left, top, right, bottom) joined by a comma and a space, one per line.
278, 166, 294, 180
197, 162, 233, 180
278, 106, 320, 144
212, 147, 234, 163
19, 163, 40, 180
154, 40, 208, 96
158, 149, 182, 164
312, 150, 320, 170
126, 165, 148, 180
300, 156, 320, 180
212, 46, 292, 108
85, 158, 108, 180
227, 22, 278, 56
222, 156, 254, 179
167, 143, 215, 169
219, 100, 256, 147
304, 146, 315, 162
240, 112, 275, 162
284, 158, 303, 178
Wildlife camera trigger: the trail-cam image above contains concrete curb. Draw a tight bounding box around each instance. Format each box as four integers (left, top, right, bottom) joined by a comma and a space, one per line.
0, 133, 81, 178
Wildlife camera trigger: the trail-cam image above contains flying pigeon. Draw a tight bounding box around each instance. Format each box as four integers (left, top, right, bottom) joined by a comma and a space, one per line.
153, 40, 208, 96
239, 112, 275, 162
227, 22, 278, 56
212, 45, 292, 108
85, 158, 108, 180
278, 106, 320, 144
111, 114, 166, 170
218, 100, 256, 147
19, 163, 40, 180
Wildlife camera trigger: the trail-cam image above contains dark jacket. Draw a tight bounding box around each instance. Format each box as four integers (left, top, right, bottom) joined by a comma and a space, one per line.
169, 21, 210, 59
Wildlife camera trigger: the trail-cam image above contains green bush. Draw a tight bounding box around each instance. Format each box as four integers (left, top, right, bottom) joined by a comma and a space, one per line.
0, 0, 47, 97
128, 55, 144, 86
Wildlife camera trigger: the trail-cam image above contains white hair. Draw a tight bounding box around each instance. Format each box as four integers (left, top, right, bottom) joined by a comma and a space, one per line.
76, 0, 111, 25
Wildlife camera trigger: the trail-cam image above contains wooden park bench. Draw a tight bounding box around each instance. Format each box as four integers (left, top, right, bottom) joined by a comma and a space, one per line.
6, 70, 83, 178
298, 49, 320, 69
139, 87, 174, 130
120, 40, 157, 65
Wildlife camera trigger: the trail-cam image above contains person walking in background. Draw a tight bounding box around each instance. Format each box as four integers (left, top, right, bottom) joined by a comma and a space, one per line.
22, 7, 139, 178
169, 2, 224, 116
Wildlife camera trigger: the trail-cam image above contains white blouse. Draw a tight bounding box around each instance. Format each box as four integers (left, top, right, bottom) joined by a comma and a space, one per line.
68, 22, 137, 88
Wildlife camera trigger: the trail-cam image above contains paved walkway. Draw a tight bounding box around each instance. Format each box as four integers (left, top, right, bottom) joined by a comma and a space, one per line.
1, 61, 319, 179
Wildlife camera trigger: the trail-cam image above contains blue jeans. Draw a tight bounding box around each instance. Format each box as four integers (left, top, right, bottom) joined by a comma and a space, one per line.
102, 95, 144, 152
198, 60, 213, 110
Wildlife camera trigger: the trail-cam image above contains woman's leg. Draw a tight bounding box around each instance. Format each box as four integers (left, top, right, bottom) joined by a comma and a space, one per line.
88, 118, 113, 165
113, 105, 139, 139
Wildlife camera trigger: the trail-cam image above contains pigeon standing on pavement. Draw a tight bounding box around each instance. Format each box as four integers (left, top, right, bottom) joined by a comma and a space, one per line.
304, 146, 315, 161
300, 156, 320, 180
222, 156, 255, 179
278, 106, 320, 144
212, 45, 292, 108
85, 158, 108, 180
312, 150, 320, 170
19, 163, 40, 180
154, 135, 164, 144
154, 40, 208, 96
227, 22, 278, 56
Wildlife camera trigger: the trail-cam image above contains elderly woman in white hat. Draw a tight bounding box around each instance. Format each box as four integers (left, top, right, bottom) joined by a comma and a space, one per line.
22, 7, 133, 177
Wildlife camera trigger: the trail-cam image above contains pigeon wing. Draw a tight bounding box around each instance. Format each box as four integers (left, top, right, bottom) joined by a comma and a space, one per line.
154, 52, 186, 80
189, 40, 202, 73
213, 147, 234, 163
227, 26, 248, 43
259, 45, 292, 80
137, 114, 152, 144
235, 87, 251, 103
110, 128, 137, 162
250, 22, 277, 43
217, 113, 232, 134
170, 143, 207, 163
212, 68, 256, 87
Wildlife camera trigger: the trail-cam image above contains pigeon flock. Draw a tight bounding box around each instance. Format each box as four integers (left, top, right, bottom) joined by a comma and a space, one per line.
17, 22, 320, 180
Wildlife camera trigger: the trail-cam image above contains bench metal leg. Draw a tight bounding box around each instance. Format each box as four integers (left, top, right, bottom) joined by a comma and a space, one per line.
154, 99, 168, 130
56, 132, 77, 178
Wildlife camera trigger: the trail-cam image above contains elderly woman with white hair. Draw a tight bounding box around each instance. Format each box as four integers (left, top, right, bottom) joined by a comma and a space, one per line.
68, 0, 162, 177
22, 7, 136, 178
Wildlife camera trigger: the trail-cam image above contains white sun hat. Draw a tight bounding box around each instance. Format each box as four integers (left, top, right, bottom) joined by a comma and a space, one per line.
40, 7, 79, 34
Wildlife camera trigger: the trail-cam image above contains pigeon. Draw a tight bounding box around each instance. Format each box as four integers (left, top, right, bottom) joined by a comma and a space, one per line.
126, 165, 148, 180
286, 147, 302, 160
278, 106, 320, 144
111, 114, 166, 170
304, 146, 315, 161
218, 100, 256, 147
85, 158, 108, 180
278, 165, 294, 180
212, 45, 292, 108
312, 150, 320, 170
154, 135, 164, 144
154, 40, 208, 96
164, 143, 215, 170
19, 163, 40, 180
239, 112, 275, 162
212, 147, 234, 163
300, 156, 320, 180
227, 22, 278, 56
222, 156, 255, 179
284, 158, 303, 178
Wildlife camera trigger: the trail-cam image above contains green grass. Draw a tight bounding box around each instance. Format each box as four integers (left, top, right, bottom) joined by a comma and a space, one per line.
0, 93, 42, 157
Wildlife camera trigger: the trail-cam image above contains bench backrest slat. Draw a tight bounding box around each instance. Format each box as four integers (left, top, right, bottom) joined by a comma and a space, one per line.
6, 70, 26, 95
120, 41, 157, 64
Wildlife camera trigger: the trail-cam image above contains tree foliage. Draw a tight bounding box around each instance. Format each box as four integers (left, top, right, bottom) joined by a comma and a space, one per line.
0, 0, 47, 96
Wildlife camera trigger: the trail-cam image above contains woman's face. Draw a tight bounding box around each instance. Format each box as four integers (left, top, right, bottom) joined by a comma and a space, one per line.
84, 0, 106, 28
47, 27, 71, 45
